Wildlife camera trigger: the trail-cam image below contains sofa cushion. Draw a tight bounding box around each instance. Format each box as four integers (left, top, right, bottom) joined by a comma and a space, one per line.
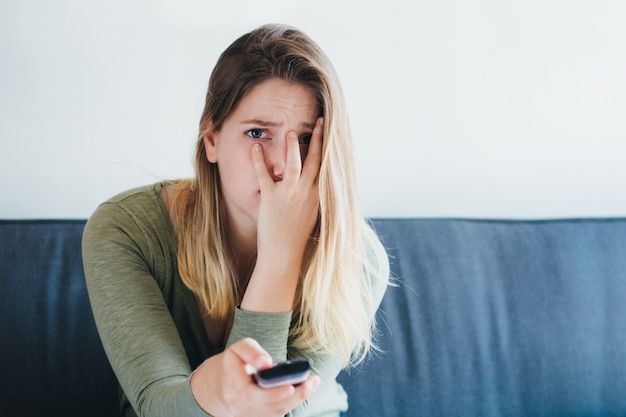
338, 218, 626, 416
2, 218, 626, 417
0, 220, 117, 417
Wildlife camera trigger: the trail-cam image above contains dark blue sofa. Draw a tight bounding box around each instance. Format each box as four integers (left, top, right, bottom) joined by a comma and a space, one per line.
2, 218, 626, 416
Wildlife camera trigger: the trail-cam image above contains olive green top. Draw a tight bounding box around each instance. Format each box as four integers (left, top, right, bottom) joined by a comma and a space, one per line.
82, 182, 387, 417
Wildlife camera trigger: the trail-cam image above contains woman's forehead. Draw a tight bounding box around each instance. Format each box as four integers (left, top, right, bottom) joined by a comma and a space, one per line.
229, 79, 318, 123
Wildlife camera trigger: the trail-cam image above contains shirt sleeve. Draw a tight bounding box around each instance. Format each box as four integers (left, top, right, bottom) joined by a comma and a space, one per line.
83, 196, 388, 417
237, 222, 389, 417
82, 202, 208, 417
226, 308, 293, 363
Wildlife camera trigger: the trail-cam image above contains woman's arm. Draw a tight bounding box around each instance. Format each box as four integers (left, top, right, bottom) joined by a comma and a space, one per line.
82, 202, 207, 417
242, 118, 324, 314
83, 200, 320, 417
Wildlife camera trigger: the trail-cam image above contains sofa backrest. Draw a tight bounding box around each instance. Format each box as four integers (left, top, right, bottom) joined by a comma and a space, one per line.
2, 219, 626, 417
0, 220, 117, 417
338, 218, 626, 416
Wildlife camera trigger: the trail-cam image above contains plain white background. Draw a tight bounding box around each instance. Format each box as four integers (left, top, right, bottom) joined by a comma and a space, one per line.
1, 0, 625, 219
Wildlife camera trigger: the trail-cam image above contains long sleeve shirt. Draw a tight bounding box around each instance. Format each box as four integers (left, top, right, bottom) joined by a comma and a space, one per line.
82, 182, 387, 417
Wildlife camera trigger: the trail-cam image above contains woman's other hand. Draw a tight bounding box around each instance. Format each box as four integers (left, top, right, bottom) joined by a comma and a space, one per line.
242, 116, 323, 313
191, 338, 321, 417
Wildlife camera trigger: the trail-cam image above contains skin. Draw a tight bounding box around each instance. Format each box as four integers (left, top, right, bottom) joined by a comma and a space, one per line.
190, 78, 324, 417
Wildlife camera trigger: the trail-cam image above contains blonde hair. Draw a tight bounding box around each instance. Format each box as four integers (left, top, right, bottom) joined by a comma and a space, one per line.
170, 24, 388, 366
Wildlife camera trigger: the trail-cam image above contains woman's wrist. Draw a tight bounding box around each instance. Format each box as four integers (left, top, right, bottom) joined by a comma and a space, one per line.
240, 253, 302, 313
190, 358, 229, 417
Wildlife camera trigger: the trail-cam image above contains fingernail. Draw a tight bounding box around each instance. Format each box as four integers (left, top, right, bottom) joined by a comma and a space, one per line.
254, 355, 272, 369
253, 143, 261, 152
319, 117, 324, 127
244, 364, 256, 375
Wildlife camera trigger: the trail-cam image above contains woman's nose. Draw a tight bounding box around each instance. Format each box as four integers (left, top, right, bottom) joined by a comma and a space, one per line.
269, 157, 285, 182
265, 137, 289, 182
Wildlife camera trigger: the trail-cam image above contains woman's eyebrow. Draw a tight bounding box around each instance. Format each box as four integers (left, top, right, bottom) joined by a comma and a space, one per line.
241, 119, 316, 130
241, 119, 278, 127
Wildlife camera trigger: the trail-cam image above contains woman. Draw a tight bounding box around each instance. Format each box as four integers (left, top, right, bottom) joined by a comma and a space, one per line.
82, 24, 389, 417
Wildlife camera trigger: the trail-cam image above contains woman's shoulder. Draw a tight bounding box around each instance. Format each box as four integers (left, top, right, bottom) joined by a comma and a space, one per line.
84, 182, 175, 244
100, 182, 164, 207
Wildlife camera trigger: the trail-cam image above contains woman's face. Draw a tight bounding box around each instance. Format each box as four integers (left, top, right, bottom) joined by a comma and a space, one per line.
204, 78, 319, 235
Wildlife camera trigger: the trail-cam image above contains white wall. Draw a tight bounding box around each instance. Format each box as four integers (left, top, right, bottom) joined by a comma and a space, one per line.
1, 0, 625, 219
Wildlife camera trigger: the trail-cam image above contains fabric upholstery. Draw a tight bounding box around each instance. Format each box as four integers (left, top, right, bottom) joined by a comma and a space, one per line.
2, 218, 626, 416
0, 220, 117, 417
338, 219, 626, 416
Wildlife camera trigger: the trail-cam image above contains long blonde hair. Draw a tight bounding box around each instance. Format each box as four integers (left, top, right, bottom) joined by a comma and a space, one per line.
170, 24, 388, 366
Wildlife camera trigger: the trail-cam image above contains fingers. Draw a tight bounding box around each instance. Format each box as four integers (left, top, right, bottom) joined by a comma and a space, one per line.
278, 374, 321, 412
223, 339, 320, 416
252, 117, 324, 188
247, 370, 322, 415
193, 339, 319, 417
228, 337, 273, 371
295, 374, 321, 399
251, 143, 275, 190
300, 117, 324, 183
282, 131, 303, 187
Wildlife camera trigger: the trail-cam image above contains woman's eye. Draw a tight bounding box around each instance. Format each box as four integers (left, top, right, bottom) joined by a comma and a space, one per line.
299, 134, 312, 145
246, 129, 267, 139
